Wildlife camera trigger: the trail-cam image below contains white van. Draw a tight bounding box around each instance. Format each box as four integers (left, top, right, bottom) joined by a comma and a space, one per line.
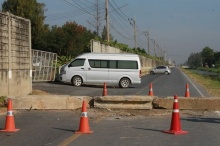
59, 53, 141, 88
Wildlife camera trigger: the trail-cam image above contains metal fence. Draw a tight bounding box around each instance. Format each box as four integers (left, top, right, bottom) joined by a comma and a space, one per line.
32, 49, 57, 82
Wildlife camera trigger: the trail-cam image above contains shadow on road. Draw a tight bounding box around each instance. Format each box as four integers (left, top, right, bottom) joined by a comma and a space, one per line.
132, 127, 162, 133
52, 127, 76, 132
183, 117, 220, 124
33, 81, 136, 89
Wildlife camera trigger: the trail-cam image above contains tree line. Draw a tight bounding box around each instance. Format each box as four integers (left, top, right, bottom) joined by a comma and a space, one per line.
187, 46, 220, 68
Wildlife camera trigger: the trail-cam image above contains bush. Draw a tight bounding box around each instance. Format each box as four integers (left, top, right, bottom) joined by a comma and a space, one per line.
0, 96, 7, 107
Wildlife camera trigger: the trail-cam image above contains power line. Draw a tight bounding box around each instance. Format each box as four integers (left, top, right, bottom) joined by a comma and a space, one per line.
46, 0, 165, 56
109, 23, 132, 40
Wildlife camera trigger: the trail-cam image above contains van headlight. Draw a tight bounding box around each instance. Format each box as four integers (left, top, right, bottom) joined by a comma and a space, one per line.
60, 70, 66, 75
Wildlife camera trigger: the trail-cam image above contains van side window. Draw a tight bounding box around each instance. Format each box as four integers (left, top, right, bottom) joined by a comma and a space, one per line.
69, 59, 85, 67
89, 59, 108, 68
118, 60, 138, 69
109, 60, 117, 68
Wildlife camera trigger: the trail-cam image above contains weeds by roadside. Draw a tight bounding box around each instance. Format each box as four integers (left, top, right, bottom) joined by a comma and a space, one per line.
0, 96, 7, 108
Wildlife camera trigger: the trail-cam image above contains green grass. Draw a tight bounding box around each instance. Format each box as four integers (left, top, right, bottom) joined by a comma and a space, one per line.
197, 67, 220, 73
181, 68, 220, 97
0, 96, 7, 107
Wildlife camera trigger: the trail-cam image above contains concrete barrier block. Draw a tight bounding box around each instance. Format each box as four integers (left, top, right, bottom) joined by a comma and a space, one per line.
153, 97, 220, 110
94, 96, 155, 109
11, 95, 92, 110
11, 95, 68, 109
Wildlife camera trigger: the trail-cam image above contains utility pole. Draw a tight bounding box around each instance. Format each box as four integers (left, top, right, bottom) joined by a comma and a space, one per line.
96, 0, 100, 36
87, 0, 100, 36
147, 31, 150, 55
129, 18, 137, 49
151, 39, 156, 57
143, 30, 150, 54
105, 0, 109, 42
134, 18, 137, 50
157, 44, 159, 57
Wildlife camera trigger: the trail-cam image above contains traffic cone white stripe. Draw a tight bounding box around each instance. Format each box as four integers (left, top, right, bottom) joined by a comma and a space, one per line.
174, 99, 178, 102
7, 111, 13, 116
173, 109, 179, 113
81, 112, 88, 117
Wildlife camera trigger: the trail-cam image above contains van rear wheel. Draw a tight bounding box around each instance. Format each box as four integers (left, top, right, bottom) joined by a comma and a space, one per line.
119, 78, 130, 88
72, 76, 82, 86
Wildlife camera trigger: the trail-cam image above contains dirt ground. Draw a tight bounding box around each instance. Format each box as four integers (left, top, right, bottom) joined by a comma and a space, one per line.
83, 108, 211, 122
31, 90, 50, 95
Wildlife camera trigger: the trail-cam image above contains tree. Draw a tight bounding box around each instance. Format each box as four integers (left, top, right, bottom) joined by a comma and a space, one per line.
1, 0, 46, 49
214, 51, 220, 67
43, 22, 96, 58
187, 52, 202, 68
201, 47, 214, 67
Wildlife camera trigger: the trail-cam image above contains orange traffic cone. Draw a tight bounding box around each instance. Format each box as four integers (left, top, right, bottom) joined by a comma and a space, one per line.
75, 101, 93, 134
185, 83, 190, 97
0, 98, 20, 132
163, 95, 188, 135
102, 82, 108, 96
148, 83, 153, 96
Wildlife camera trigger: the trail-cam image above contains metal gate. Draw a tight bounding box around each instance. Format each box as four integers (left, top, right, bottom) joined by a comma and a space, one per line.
32, 49, 57, 82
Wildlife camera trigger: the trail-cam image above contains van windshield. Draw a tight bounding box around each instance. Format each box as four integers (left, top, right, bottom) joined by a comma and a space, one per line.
68, 59, 85, 67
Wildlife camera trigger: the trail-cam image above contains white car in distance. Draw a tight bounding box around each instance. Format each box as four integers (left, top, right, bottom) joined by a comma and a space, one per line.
149, 65, 171, 75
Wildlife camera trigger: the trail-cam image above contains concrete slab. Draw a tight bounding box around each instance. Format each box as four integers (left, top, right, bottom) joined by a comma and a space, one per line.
94, 96, 155, 109
153, 97, 220, 110
11, 95, 92, 110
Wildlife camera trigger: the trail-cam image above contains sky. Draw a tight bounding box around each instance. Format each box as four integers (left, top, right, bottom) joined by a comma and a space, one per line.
1, 0, 220, 64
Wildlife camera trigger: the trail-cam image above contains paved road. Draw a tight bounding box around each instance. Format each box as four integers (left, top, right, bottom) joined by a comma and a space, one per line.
0, 109, 220, 146
33, 67, 211, 97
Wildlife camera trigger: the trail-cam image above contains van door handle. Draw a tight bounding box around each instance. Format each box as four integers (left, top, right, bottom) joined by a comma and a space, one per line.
88, 68, 91, 70
81, 68, 84, 69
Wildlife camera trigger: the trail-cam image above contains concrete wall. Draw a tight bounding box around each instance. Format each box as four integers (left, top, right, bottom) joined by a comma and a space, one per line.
91, 40, 163, 73
0, 12, 32, 96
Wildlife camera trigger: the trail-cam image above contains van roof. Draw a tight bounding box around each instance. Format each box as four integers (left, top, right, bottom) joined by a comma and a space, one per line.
78, 52, 138, 57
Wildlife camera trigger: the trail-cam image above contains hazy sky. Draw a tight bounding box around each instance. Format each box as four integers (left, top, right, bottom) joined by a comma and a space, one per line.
1, 0, 220, 64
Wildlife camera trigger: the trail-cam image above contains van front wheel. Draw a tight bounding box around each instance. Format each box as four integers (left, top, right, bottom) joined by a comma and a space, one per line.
119, 78, 130, 88
72, 76, 82, 86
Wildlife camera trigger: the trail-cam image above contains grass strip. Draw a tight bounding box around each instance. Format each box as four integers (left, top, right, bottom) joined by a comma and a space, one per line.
181, 68, 220, 97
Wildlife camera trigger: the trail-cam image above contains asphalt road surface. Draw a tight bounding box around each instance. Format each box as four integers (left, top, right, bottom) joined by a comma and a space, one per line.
0, 109, 220, 146
33, 67, 211, 97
